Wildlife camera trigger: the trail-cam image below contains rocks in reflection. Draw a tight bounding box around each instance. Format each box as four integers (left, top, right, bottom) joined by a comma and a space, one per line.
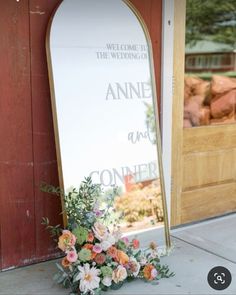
114, 179, 163, 232
184, 75, 236, 127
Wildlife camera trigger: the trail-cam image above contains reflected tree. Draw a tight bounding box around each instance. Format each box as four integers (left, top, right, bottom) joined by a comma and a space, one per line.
186, 0, 236, 48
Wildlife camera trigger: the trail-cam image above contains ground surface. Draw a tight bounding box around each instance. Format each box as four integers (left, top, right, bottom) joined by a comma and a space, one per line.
0, 214, 235, 295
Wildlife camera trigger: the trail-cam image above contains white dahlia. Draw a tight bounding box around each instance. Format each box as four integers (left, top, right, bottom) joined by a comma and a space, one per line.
75, 263, 101, 293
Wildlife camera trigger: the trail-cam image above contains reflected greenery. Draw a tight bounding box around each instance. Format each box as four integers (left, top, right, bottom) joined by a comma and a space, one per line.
186, 0, 236, 48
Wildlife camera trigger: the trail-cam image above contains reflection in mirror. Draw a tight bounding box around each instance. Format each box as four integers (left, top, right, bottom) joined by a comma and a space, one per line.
47, 0, 170, 249
184, 0, 236, 128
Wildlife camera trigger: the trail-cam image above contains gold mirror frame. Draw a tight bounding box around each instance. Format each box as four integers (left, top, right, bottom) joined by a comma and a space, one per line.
46, 0, 171, 250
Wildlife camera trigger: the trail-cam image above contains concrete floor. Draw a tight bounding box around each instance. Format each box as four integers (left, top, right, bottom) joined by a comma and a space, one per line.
0, 214, 236, 295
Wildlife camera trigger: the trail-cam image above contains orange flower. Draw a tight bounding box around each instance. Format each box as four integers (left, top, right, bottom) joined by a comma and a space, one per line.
107, 246, 118, 259
58, 230, 76, 252
87, 232, 94, 243
61, 257, 71, 268
116, 250, 129, 265
83, 243, 97, 259
132, 239, 140, 249
143, 264, 155, 281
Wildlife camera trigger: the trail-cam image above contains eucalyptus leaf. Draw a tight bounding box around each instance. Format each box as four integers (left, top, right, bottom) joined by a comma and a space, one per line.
53, 273, 61, 281
56, 263, 65, 272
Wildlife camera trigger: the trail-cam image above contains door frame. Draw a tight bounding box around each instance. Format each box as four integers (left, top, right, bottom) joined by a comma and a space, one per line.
161, 0, 175, 225
170, 0, 186, 227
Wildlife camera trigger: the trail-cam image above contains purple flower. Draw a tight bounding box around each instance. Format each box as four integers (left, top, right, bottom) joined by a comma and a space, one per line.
92, 244, 103, 253
121, 237, 129, 246
151, 268, 158, 278
93, 209, 103, 217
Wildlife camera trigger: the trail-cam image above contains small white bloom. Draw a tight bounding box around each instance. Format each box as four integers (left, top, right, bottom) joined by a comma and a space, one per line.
106, 234, 116, 246
139, 256, 147, 266
102, 276, 112, 287
113, 229, 122, 242
101, 240, 112, 251
150, 250, 158, 258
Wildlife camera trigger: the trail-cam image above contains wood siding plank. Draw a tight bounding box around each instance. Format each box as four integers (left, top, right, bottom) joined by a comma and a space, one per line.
29, 0, 63, 261
0, 0, 35, 269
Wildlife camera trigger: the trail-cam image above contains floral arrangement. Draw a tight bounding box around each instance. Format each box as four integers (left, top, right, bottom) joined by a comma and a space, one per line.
42, 178, 174, 295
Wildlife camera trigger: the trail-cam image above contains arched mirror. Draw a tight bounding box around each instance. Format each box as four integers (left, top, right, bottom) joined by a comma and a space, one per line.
47, 0, 171, 250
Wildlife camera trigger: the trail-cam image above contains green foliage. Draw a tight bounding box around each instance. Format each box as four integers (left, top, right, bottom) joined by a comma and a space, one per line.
186, 0, 236, 47
41, 177, 103, 229
54, 263, 79, 293
186, 71, 236, 81
110, 282, 123, 290
99, 186, 122, 226
116, 239, 127, 251
144, 102, 156, 144
114, 181, 163, 225
64, 178, 102, 229
156, 264, 175, 279
41, 217, 61, 240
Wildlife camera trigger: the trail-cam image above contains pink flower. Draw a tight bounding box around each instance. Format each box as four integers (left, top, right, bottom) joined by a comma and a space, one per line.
151, 268, 158, 279
94, 209, 103, 217
66, 250, 78, 263
92, 244, 103, 254
121, 237, 129, 246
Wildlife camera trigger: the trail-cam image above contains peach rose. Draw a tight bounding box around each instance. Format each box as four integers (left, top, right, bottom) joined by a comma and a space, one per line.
92, 222, 108, 241
58, 230, 76, 252
143, 264, 155, 281
61, 257, 71, 268
112, 265, 127, 283
107, 246, 118, 259
115, 250, 129, 265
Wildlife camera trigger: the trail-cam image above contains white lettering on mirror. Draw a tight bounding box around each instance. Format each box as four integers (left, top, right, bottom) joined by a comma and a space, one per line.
105, 82, 151, 100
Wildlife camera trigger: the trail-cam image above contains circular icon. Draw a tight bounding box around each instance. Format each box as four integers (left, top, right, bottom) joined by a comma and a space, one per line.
208, 266, 232, 290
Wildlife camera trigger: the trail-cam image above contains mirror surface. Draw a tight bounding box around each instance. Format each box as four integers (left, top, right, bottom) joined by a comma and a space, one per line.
48, 0, 170, 249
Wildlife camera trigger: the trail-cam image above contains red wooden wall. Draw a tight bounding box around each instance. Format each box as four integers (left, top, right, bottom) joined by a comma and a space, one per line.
0, 0, 162, 270
0, 0, 63, 271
